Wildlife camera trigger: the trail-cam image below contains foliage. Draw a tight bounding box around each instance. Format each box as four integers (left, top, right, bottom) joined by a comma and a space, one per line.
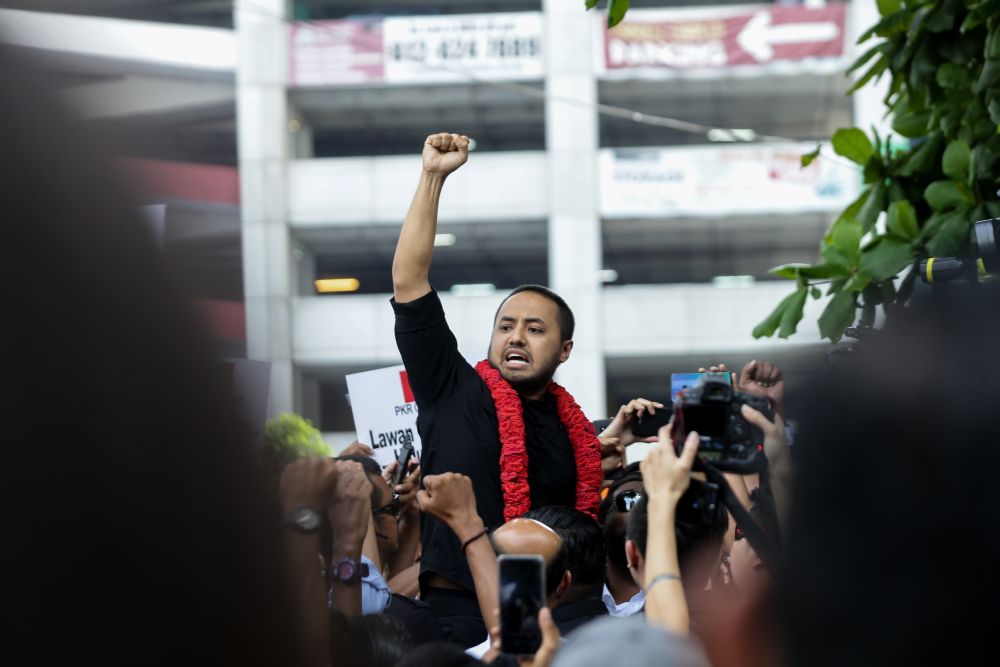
755, 0, 1000, 342
264, 412, 331, 469
584, 0, 631, 28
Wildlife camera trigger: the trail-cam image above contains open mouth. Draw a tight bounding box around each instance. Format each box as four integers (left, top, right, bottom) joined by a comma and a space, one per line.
504, 349, 530, 369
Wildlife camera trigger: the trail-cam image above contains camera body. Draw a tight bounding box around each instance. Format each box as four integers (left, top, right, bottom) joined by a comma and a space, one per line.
673, 378, 772, 473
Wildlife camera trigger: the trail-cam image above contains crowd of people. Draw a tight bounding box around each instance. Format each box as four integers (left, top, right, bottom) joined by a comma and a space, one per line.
7, 49, 1000, 667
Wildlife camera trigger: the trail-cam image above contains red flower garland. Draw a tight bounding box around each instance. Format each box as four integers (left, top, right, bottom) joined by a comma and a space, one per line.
475, 360, 602, 522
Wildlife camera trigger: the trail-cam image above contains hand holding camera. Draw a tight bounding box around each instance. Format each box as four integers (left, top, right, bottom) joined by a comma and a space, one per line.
642, 425, 700, 508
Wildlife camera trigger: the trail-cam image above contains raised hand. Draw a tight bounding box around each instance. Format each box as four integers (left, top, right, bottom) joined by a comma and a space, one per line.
423, 132, 470, 175
599, 398, 665, 447
738, 360, 785, 417
416, 472, 484, 541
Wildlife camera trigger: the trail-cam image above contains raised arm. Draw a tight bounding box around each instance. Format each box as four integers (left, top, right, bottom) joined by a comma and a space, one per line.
417, 472, 499, 631
392, 132, 470, 303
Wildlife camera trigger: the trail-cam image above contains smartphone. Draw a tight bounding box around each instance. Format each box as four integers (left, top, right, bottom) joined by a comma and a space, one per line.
393, 442, 414, 486
630, 405, 672, 438
670, 371, 731, 400
498, 554, 545, 656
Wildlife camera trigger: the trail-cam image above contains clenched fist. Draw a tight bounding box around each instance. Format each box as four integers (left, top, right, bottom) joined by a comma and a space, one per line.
417, 472, 484, 541
423, 132, 470, 176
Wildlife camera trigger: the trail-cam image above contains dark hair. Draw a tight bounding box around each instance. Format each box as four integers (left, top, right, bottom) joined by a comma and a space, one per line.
626, 484, 728, 578
395, 642, 483, 667
336, 454, 384, 507
748, 486, 781, 546
0, 49, 302, 664
352, 614, 414, 667
522, 507, 607, 592
490, 533, 568, 598
496, 284, 575, 342
600, 469, 644, 571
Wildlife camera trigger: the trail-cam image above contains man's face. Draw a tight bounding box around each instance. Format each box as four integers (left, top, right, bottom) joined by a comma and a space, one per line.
369, 474, 399, 558
488, 291, 572, 393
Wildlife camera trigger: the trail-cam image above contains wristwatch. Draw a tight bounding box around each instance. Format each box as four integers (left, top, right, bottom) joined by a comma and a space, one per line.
283, 507, 322, 533
329, 557, 370, 585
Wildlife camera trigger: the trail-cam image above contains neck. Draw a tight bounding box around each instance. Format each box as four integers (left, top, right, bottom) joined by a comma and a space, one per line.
518, 385, 549, 402
606, 565, 641, 604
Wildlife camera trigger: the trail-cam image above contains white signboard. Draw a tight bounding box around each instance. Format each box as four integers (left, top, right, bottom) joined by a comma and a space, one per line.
599, 142, 858, 218
382, 12, 543, 83
346, 365, 422, 469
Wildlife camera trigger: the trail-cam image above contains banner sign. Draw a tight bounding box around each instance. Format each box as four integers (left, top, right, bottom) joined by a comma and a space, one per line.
601, 4, 846, 74
599, 142, 858, 218
290, 18, 384, 86
346, 365, 422, 469
290, 12, 542, 87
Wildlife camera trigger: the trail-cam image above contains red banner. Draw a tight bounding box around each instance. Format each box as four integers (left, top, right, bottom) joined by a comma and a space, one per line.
605, 4, 846, 71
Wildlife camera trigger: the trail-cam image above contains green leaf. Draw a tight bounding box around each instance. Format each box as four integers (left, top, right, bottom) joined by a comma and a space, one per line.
860, 238, 913, 281
899, 132, 943, 177
831, 218, 863, 263
887, 200, 920, 240
942, 140, 971, 181
976, 59, 1000, 95
831, 128, 875, 165
892, 109, 932, 137
857, 9, 911, 43
585, 0, 599, 8
845, 272, 872, 292
926, 209, 972, 256
778, 287, 809, 339
858, 180, 886, 233
818, 290, 857, 343
752, 289, 800, 339
811, 287, 822, 300
876, 0, 900, 17
988, 25, 1000, 58
925, 0, 960, 33
821, 244, 854, 272
849, 41, 889, 74
769, 263, 847, 280
908, 40, 937, 91
924, 180, 975, 211
607, 0, 630, 27
848, 55, 890, 94
800, 144, 821, 168
936, 62, 970, 89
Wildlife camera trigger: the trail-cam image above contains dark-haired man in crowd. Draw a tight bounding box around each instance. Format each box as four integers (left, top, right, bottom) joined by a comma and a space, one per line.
626, 480, 729, 639
524, 506, 609, 635
391, 132, 657, 646
598, 466, 646, 617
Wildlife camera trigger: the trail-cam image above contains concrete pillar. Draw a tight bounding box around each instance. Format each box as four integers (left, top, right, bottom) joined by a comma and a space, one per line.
543, 0, 606, 417
849, 0, 892, 139
234, 0, 295, 416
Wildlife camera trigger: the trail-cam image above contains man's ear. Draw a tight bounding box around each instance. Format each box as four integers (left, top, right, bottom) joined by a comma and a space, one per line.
625, 539, 640, 571
552, 570, 572, 605
559, 340, 574, 364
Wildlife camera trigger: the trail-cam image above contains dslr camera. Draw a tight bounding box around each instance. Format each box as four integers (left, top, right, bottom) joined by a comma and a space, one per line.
672, 377, 772, 473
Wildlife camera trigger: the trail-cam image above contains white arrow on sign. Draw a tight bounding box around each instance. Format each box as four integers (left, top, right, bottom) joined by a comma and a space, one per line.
736, 11, 840, 63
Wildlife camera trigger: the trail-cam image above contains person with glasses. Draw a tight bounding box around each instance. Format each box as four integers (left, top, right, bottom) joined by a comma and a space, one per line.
597, 466, 646, 617
333, 455, 403, 615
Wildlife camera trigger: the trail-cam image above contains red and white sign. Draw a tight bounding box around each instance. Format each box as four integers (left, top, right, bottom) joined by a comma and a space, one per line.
290, 13, 542, 87
346, 365, 422, 469
290, 18, 383, 87
601, 3, 846, 74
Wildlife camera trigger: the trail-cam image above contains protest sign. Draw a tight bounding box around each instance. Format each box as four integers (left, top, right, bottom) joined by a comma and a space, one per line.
346, 365, 422, 469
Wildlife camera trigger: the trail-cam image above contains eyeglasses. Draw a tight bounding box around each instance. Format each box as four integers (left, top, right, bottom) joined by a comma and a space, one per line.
372, 494, 401, 519
614, 489, 643, 513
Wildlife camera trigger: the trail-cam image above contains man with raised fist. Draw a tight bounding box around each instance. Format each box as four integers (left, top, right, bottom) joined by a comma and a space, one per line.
391, 133, 645, 646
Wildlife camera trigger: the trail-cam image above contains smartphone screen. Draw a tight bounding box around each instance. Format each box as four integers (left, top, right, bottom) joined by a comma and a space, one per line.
393, 442, 414, 486
670, 371, 731, 399
498, 555, 545, 656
